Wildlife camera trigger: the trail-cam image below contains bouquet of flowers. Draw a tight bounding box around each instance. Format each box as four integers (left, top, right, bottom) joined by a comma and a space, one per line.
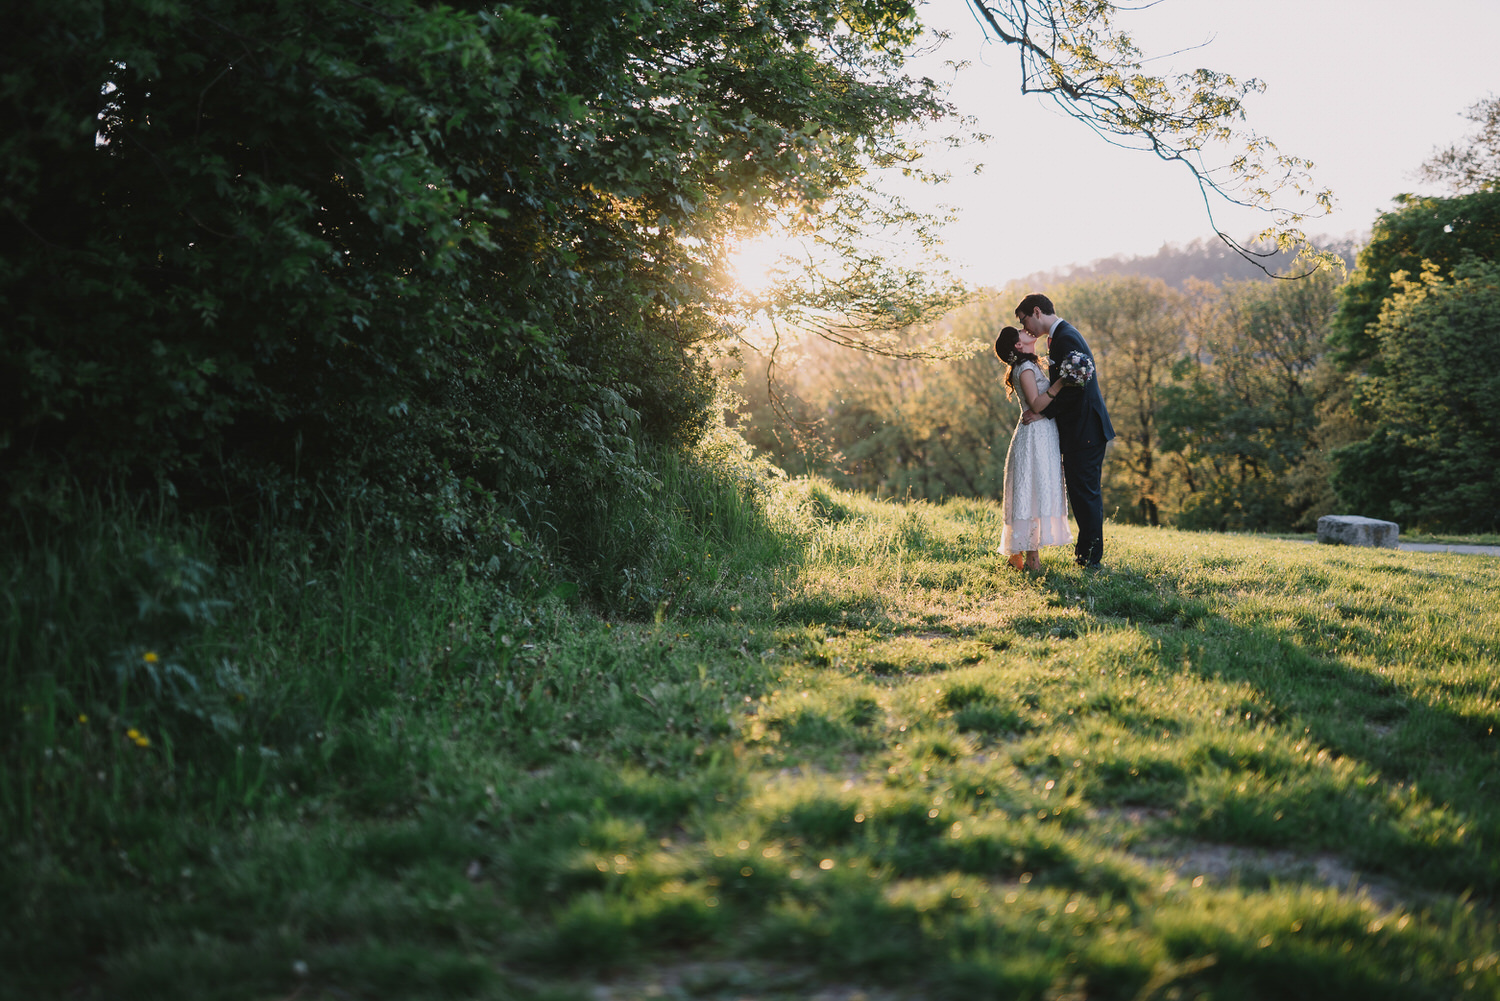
1057, 350, 1095, 386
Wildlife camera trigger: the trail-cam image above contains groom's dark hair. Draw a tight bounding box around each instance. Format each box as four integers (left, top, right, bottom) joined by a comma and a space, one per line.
1015, 293, 1054, 318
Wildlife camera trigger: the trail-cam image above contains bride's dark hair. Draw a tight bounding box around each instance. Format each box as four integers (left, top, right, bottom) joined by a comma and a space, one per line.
994, 326, 1039, 400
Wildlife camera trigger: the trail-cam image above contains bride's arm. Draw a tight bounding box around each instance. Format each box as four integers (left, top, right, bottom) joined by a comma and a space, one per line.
1018, 368, 1061, 415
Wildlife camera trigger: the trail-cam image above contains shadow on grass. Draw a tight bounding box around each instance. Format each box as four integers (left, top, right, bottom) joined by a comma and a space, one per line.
1034, 560, 1500, 900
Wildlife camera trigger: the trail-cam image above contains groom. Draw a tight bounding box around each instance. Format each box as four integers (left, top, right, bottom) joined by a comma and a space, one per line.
1016, 293, 1115, 567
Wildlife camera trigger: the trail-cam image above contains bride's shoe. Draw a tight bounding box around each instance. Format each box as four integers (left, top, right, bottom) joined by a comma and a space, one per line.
1007, 552, 1026, 571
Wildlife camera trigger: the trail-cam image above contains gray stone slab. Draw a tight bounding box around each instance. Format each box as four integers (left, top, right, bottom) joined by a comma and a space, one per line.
1317, 515, 1400, 548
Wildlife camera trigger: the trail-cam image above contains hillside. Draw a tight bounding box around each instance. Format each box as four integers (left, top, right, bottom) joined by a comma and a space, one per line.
1017, 234, 1362, 290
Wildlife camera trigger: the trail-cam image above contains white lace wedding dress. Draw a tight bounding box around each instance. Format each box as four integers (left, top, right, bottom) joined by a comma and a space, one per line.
1000, 361, 1072, 555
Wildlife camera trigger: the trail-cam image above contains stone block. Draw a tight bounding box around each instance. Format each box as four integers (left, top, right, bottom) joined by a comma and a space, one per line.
1316, 515, 1400, 548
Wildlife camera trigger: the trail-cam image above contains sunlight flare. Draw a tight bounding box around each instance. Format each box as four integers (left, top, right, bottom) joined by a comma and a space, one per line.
728, 231, 801, 295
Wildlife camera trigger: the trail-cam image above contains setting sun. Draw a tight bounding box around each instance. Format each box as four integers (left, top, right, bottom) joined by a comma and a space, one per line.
728, 232, 800, 295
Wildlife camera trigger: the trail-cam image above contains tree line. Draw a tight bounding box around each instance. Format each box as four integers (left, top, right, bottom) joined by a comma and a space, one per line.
735, 97, 1500, 535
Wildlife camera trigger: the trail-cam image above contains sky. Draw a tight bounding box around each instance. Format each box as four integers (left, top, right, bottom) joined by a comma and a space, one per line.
887, 0, 1500, 288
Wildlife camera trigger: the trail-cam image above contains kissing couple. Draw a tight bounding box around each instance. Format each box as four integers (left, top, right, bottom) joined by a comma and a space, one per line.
994, 293, 1115, 572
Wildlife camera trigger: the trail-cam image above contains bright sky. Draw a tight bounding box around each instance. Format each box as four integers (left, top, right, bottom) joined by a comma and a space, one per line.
894, 0, 1500, 288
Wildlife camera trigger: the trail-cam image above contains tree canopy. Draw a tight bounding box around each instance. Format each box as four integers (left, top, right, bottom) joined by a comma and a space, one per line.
1333, 258, 1500, 532
2, 0, 950, 548
1326, 189, 1500, 368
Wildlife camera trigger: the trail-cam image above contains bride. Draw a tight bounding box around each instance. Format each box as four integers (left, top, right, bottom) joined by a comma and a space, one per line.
994, 325, 1071, 572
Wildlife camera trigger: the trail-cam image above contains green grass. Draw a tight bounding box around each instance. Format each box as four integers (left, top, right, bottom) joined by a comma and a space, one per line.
4, 479, 1500, 999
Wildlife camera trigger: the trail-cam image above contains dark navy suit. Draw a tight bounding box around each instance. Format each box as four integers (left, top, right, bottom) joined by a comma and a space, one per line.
1043, 321, 1114, 565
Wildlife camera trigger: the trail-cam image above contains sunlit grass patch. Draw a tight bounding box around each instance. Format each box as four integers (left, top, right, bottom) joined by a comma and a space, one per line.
725, 494, 1500, 995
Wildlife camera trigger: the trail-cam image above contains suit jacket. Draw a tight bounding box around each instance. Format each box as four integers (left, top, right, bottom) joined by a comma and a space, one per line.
1044, 320, 1115, 452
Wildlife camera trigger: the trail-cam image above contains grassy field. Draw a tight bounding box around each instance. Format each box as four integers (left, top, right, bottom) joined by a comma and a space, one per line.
5, 479, 1500, 999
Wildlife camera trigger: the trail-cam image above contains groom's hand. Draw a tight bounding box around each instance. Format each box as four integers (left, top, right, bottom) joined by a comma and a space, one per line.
1021, 409, 1041, 424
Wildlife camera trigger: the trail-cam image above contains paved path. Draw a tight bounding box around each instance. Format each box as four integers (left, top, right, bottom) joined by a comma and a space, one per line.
1291, 540, 1500, 556
1394, 542, 1500, 556
1290, 543, 1500, 561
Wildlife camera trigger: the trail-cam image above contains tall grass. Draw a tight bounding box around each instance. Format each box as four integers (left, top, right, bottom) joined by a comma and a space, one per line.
1, 449, 799, 995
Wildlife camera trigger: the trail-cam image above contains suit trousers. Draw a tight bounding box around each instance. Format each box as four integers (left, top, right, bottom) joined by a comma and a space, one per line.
1062, 439, 1108, 565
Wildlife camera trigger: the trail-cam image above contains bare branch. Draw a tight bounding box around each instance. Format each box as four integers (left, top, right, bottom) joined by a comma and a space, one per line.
963, 0, 1337, 279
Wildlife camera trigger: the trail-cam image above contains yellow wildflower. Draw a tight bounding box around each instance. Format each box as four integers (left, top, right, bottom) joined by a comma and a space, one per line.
143, 651, 159, 664
77, 714, 89, 724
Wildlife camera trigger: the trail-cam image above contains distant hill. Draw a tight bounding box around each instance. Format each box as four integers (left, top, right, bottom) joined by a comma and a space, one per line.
1016, 234, 1362, 290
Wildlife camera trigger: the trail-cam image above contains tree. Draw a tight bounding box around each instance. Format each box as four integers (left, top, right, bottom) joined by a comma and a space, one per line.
1329, 94, 1500, 369
1418, 95, 1500, 195
1157, 272, 1340, 531
0, 0, 953, 568
963, 0, 1334, 274
1326, 189, 1500, 368
1055, 277, 1187, 525
2, 0, 1340, 574
1332, 258, 1500, 533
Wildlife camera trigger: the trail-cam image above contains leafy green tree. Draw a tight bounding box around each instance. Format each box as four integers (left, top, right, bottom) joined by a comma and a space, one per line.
1327, 190, 1500, 368
1055, 277, 1187, 525
2, 0, 1340, 581
1157, 271, 1340, 531
1330, 94, 1500, 369
0, 0, 950, 573
1332, 259, 1500, 532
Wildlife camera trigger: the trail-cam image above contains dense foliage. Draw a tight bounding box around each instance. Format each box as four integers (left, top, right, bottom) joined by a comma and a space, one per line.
1324, 103, 1500, 530
1333, 258, 1500, 532
1326, 189, 1500, 367
0, 0, 948, 583
1159, 272, 1342, 531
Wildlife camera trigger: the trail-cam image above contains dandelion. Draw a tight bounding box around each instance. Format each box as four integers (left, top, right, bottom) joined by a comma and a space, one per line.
143, 651, 159, 664
125, 727, 151, 748
77, 714, 89, 724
